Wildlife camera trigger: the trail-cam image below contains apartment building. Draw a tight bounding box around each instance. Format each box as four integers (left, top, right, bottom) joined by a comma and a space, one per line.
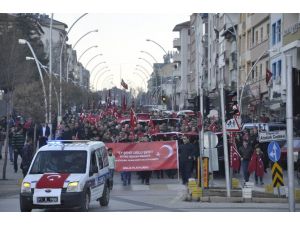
173, 21, 190, 110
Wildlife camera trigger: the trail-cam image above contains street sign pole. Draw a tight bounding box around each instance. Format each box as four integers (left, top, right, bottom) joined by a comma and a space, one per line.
220, 80, 231, 197
286, 54, 295, 211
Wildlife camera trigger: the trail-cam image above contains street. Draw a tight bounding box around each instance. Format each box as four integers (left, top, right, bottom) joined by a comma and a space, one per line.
1, 188, 299, 212
1, 171, 300, 212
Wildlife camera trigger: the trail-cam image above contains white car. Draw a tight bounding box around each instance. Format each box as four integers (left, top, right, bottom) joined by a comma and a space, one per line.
20, 140, 111, 212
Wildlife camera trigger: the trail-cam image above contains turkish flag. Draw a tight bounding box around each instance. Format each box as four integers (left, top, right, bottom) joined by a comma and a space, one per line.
231, 142, 241, 171
121, 79, 128, 89
130, 108, 138, 131
36, 173, 70, 189
248, 152, 264, 177
266, 69, 272, 85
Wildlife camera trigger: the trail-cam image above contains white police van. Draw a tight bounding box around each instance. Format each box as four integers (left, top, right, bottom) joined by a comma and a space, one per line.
20, 140, 111, 212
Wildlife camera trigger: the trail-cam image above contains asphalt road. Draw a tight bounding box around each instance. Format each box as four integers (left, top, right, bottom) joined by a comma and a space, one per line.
1, 185, 299, 212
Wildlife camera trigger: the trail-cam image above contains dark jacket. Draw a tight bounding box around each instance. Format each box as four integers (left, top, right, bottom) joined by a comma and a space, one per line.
179, 143, 196, 163
238, 142, 253, 160
12, 131, 25, 150
21, 143, 34, 171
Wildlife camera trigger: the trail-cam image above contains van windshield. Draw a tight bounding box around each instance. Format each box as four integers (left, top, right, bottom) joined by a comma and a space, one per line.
29, 151, 87, 174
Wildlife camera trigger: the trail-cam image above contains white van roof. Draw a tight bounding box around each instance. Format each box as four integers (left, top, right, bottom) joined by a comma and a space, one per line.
38, 140, 106, 152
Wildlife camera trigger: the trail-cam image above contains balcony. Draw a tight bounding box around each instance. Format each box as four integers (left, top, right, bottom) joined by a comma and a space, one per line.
173, 38, 181, 49
172, 52, 181, 63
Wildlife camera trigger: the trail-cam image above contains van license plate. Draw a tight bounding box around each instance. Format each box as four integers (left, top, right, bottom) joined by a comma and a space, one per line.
37, 197, 58, 203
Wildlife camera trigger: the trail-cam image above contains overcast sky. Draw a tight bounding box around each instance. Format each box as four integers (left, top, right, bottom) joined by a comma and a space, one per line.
54, 13, 190, 91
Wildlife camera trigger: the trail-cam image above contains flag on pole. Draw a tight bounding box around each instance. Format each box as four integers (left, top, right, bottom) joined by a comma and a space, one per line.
266, 69, 272, 85
121, 79, 128, 89
130, 107, 138, 131
229, 133, 241, 171
122, 95, 127, 112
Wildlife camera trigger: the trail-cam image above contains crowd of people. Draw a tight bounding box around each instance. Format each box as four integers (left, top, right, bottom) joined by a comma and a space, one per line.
0, 105, 298, 187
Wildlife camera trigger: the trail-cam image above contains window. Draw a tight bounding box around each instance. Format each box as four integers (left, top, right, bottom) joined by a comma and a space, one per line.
266, 60, 269, 70
90, 152, 98, 176
277, 19, 281, 42
277, 60, 282, 77
30, 151, 87, 174
260, 63, 263, 79
272, 62, 277, 79
255, 30, 258, 45
260, 27, 263, 42
95, 150, 103, 169
247, 30, 251, 49
272, 23, 276, 45
267, 23, 270, 37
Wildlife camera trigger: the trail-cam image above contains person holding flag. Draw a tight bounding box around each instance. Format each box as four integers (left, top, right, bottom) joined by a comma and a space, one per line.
248, 145, 265, 185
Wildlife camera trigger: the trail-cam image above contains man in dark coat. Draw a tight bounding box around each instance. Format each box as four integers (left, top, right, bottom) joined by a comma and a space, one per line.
238, 138, 253, 183
38, 123, 50, 147
179, 136, 196, 185
12, 125, 25, 173
21, 138, 34, 177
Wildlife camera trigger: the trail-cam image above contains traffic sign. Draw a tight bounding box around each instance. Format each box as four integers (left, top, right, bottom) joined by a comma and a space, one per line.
271, 162, 284, 188
225, 117, 240, 132
267, 141, 281, 162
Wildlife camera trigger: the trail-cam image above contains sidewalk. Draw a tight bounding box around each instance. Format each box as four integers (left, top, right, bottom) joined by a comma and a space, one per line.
0, 156, 23, 197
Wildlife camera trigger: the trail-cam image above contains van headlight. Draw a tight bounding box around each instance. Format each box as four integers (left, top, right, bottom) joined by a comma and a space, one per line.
21, 182, 31, 193
67, 181, 79, 192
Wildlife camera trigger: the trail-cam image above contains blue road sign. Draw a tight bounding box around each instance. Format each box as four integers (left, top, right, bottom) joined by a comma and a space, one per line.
268, 141, 281, 162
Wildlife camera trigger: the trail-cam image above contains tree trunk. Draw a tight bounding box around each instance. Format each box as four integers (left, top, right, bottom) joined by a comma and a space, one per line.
2, 92, 11, 180
33, 123, 37, 154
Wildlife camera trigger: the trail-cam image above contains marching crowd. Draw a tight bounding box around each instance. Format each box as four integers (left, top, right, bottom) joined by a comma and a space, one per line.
0, 105, 296, 187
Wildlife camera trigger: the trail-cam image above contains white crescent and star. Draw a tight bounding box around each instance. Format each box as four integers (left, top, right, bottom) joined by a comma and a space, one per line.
46, 174, 61, 181
159, 145, 173, 159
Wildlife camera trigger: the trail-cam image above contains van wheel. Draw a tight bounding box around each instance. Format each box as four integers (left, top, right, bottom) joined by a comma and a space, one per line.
80, 191, 90, 212
20, 200, 32, 212
20, 203, 32, 212
100, 184, 110, 206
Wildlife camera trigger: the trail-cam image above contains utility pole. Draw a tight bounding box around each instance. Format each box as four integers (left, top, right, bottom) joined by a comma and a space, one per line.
220, 69, 231, 197
286, 54, 295, 211
49, 13, 53, 139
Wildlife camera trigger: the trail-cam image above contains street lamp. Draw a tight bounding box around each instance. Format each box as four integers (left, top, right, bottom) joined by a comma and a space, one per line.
146, 39, 168, 55
135, 68, 149, 78
66, 29, 98, 82
95, 70, 111, 91
136, 65, 150, 75
85, 53, 103, 68
100, 75, 114, 90
78, 45, 98, 61
133, 72, 147, 90
91, 66, 109, 87
138, 57, 153, 69
146, 39, 168, 105
19, 39, 48, 124
26, 57, 59, 117
239, 49, 275, 115
140, 51, 158, 63
90, 61, 106, 75
59, 13, 88, 124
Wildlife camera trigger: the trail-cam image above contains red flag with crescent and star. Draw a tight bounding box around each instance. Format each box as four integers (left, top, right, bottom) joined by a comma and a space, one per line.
229, 133, 241, 171
130, 108, 138, 131
36, 173, 70, 189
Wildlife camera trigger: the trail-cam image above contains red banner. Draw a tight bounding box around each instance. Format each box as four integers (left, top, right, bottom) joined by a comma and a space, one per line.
106, 141, 178, 172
